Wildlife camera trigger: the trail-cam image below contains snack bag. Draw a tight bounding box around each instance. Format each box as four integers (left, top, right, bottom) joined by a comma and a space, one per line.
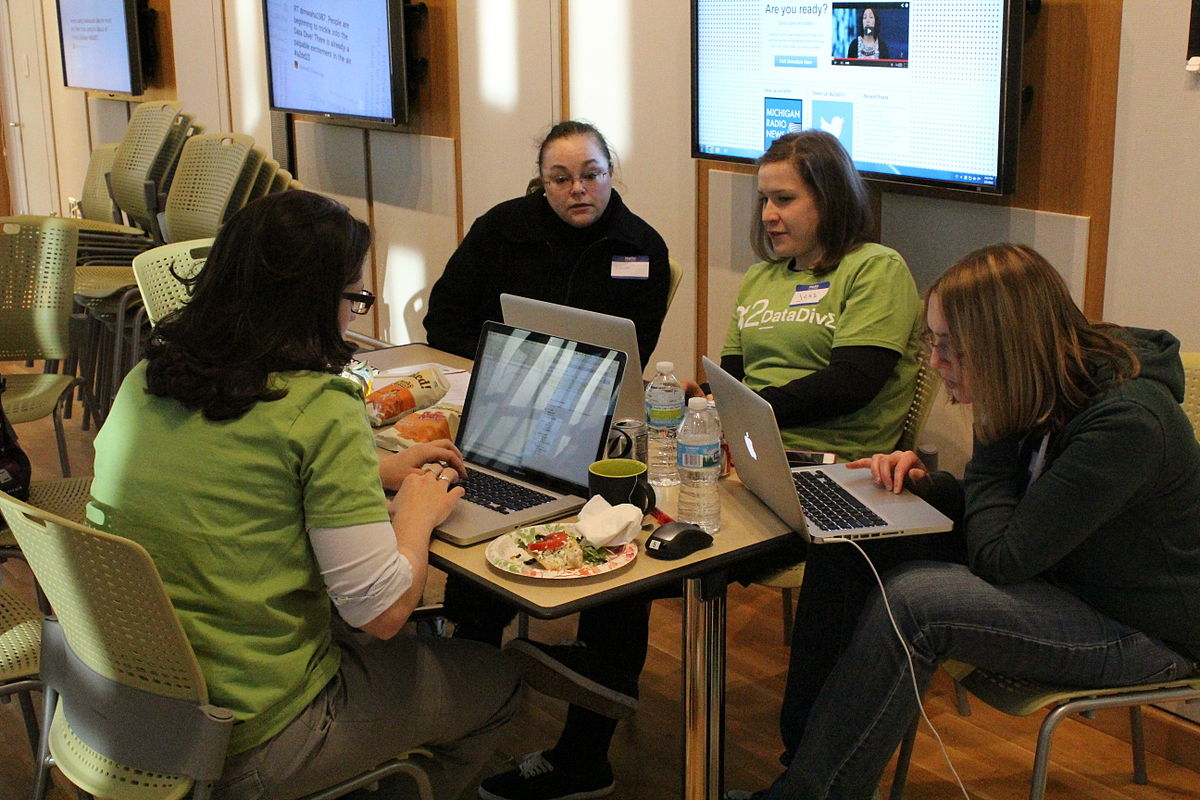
391, 404, 462, 447
374, 403, 462, 452
363, 367, 449, 426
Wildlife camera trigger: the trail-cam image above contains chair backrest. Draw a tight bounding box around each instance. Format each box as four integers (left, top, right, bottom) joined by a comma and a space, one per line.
249, 155, 280, 202
132, 238, 213, 324
666, 258, 683, 312
0, 491, 234, 794
895, 359, 942, 453
0, 492, 207, 701
268, 166, 294, 194
78, 143, 122, 224
0, 217, 79, 361
222, 145, 268, 223
108, 101, 194, 241
1180, 351, 1200, 441
161, 133, 257, 243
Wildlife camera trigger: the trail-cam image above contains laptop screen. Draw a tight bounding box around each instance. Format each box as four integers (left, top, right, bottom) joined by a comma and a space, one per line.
457, 322, 626, 493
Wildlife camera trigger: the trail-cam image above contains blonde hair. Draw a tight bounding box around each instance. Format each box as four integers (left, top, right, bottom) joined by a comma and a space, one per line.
928, 244, 1138, 442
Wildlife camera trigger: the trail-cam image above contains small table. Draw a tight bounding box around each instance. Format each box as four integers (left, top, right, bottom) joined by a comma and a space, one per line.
363, 343, 797, 800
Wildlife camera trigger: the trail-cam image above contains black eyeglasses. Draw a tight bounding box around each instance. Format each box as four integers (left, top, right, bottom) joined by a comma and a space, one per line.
342, 289, 375, 315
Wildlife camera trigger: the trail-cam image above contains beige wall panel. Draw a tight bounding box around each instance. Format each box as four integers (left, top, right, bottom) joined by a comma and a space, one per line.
291, 119, 374, 335
456, 0, 558, 226
881, 194, 1090, 304
369, 132, 459, 345
568, 0, 696, 376
169, 0, 230, 132
41, 0, 89, 215
1105, 0, 1200, 349
223, 0, 273, 148
704, 170, 758, 363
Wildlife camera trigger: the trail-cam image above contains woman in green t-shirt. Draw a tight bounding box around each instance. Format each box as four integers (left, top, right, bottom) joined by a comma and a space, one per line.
90, 189, 519, 799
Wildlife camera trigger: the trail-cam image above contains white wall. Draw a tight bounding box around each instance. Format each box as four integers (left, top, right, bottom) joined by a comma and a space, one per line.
1105, 0, 1200, 349
569, 0, 697, 376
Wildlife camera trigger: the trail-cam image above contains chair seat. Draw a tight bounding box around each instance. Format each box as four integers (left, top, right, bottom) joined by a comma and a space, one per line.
50, 711, 194, 800
3, 373, 76, 424
946, 659, 1200, 717
0, 586, 40, 682
753, 562, 806, 588
74, 266, 138, 301
28, 477, 94, 525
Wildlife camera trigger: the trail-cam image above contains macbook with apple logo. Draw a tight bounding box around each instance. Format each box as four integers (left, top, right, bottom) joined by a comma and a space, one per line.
703, 356, 951, 542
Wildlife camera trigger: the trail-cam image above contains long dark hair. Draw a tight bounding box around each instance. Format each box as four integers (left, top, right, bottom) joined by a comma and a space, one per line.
145, 190, 372, 421
751, 130, 873, 276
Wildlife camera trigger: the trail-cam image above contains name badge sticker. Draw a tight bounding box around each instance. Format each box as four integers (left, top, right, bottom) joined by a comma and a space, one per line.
790, 282, 830, 306
612, 256, 650, 279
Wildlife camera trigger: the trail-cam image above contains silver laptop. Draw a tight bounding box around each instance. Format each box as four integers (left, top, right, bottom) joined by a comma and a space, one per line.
703, 356, 951, 542
436, 321, 627, 546
501, 294, 645, 422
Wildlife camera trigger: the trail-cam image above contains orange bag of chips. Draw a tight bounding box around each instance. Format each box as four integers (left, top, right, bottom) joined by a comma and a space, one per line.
364, 367, 449, 426
391, 404, 462, 448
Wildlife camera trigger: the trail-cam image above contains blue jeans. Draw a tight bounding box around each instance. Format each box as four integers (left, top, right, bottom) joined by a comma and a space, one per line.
766, 559, 1197, 800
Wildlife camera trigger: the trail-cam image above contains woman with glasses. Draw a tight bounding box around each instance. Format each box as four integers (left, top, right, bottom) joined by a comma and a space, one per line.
423, 120, 670, 370
732, 244, 1200, 799
88, 190, 520, 799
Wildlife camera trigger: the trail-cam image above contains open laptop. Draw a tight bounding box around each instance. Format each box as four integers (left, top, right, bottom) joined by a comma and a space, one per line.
436, 321, 627, 546
501, 294, 645, 422
703, 356, 951, 542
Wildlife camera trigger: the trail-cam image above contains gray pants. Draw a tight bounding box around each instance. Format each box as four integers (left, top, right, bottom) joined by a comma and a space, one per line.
217, 623, 520, 800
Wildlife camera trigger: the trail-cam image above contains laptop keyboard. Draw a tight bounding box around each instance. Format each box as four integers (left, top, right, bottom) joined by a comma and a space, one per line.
792, 469, 886, 532
458, 470, 556, 514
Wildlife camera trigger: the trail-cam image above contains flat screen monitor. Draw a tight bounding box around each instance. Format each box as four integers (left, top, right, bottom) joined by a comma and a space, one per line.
262, 0, 409, 126
56, 0, 144, 96
692, 0, 1025, 195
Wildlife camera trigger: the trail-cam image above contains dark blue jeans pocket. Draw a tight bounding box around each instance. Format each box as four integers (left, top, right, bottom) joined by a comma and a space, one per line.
215, 769, 264, 800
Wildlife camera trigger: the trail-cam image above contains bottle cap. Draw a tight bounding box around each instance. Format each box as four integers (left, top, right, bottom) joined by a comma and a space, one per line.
688, 396, 707, 411
656, 361, 674, 373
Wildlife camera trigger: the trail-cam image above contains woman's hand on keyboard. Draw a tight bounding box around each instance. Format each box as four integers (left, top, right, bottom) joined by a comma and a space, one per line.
379, 439, 467, 490
847, 450, 932, 496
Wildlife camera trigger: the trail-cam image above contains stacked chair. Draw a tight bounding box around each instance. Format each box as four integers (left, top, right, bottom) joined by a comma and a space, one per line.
0, 217, 89, 476
0, 491, 435, 800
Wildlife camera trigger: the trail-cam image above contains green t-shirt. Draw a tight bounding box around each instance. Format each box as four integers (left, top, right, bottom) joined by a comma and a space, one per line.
88, 362, 390, 754
721, 242, 922, 461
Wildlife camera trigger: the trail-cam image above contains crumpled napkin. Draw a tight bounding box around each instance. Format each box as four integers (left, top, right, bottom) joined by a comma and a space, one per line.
575, 495, 644, 547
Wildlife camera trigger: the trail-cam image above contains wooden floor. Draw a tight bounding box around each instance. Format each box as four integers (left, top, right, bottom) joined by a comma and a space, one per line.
2, 363, 1199, 800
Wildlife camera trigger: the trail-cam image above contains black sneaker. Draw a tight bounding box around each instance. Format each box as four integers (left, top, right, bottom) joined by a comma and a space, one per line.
503, 639, 638, 720
478, 751, 615, 800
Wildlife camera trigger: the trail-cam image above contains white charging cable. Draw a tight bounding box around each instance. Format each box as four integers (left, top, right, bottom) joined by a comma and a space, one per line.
824, 536, 971, 800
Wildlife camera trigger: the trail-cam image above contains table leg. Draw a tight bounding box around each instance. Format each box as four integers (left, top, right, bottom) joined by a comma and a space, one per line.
683, 572, 727, 800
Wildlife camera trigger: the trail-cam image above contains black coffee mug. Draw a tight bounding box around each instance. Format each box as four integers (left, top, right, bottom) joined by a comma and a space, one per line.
587, 458, 656, 515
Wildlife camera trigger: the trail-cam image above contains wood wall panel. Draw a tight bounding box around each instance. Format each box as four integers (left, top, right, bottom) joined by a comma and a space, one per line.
1010, 0, 1124, 318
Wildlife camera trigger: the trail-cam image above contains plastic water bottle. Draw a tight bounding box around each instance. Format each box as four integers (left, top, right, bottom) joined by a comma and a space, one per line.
676, 396, 722, 533
645, 361, 684, 487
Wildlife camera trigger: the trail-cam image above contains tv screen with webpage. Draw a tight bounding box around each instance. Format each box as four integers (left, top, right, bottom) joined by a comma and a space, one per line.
692, 0, 1025, 195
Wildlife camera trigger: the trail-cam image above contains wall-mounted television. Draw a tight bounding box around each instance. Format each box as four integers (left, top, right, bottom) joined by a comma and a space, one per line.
56, 0, 149, 96
692, 0, 1026, 195
262, 0, 412, 127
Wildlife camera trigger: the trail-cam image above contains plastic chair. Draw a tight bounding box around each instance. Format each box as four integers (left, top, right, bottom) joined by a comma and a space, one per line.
132, 238, 212, 324
160, 133, 257, 243
77, 143, 123, 225
0, 217, 89, 476
756, 360, 942, 644
108, 101, 199, 244
667, 258, 683, 311
248, 155, 280, 202
889, 661, 1200, 800
0, 585, 42, 764
0, 492, 436, 800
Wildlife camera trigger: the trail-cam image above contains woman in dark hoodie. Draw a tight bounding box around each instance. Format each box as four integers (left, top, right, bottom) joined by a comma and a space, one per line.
739, 243, 1200, 800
